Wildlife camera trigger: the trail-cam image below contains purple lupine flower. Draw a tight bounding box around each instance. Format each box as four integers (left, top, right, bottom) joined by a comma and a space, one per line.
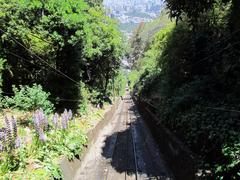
39, 135, 47, 142
38, 108, 44, 120
61, 116, 67, 129
34, 109, 48, 128
68, 109, 73, 120
15, 137, 21, 148
33, 108, 48, 129
11, 116, 17, 139
4, 117, 12, 145
11, 116, 21, 148
2, 128, 7, 150
0, 142, 4, 152
33, 110, 46, 141
52, 113, 59, 129
33, 112, 40, 133
0, 130, 4, 141
63, 109, 68, 116
39, 130, 47, 142
0, 130, 4, 151
61, 109, 68, 130
38, 109, 45, 127
33, 110, 47, 142
43, 117, 48, 129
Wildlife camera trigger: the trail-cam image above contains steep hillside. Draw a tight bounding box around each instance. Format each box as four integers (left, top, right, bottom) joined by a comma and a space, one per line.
129, 1, 240, 179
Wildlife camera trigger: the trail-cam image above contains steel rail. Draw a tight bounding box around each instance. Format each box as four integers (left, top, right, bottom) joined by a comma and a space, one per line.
129, 98, 139, 180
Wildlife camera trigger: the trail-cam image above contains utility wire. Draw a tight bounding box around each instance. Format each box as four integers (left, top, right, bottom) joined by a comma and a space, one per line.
194, 28, 240, 55
8, 51, 45, 68
7, 52, 84, 101
2, 51, 82, 102
192, 40, 240, 67
188, 28, 240, 67
144, 101, 240, 115
0, 30, 83, 102
206, 107, 240, 114
1, 91, 82, 102
0, 28, 80, 86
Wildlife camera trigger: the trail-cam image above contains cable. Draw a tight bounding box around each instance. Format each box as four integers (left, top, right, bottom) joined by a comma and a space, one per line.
2, 52, 83, 103
7, 52, 84, 102
194, 28, 240, 55
206, 107, 240, 114
8, 51, 45, 68
1, 91, 82, 102
0, 28, 80, 85
27, 32, 54, 45
192, 40, 240, 67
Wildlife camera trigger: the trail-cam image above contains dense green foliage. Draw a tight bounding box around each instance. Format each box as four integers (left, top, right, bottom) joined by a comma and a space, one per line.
0, 0, 123, 111
110, 69, 127, 97
127, 11, 171, 69
129, 24, 174, 91
136, 10, 171, 43
130, 1, 240, 179
3, 84, 54, 113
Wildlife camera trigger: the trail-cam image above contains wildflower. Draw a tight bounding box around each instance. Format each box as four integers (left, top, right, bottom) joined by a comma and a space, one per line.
33, 109, 48, 142
1, 116, 20, 150
0, 143, 4, 152
43, 117, 48, 129
11, 116, 18, 139
61, 109, 69, 129
52, 113, 59, 129
0, 130, 5, 141
15, 137, 21, 148
4, 117, 12, 145
39, 130, 47, 142
68, 109, 73, 120
0, 130, 4, 152
33, 112, 41, 134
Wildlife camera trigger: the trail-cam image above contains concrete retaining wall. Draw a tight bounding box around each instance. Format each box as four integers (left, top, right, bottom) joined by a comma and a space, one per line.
135, 100, 196, 180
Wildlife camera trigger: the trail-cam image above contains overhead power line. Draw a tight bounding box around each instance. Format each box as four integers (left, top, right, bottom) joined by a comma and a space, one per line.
192, 40, 240, 67
0, 28, 80, 86
2, 91, 82, 102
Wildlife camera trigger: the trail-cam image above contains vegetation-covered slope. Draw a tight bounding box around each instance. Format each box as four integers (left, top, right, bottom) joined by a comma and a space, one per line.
0, 0, 125, 111
129, 0, 240, 179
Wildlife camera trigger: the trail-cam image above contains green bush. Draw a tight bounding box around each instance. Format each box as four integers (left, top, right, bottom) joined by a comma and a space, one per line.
3, 84, 54, 113
78, 82, 90, 115
215, 143, 240, 179
109, 69, 127, 97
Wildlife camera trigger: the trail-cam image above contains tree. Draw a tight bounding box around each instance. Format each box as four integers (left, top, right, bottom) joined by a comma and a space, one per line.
0, 0, 123, 110
129, 22, 145, 69
166, 0, 240, 33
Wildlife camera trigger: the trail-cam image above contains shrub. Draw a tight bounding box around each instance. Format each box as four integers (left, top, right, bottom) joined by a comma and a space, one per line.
3, 84, 54, 113
78, 82, 90, 115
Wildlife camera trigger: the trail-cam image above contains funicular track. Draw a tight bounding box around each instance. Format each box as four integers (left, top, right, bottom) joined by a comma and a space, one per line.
74, 94, 173, 180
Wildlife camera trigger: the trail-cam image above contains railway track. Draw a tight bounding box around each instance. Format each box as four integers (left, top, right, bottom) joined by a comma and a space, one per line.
75, 94, 173, 180
104, 97, 139, 180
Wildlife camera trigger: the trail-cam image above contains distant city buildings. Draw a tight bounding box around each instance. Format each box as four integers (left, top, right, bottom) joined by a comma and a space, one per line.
103, 0, 164, 37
